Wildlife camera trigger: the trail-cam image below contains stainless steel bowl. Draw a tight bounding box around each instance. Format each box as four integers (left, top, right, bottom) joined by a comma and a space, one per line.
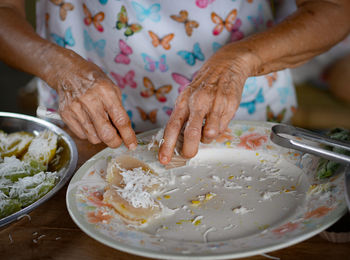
0, 112, 78, 227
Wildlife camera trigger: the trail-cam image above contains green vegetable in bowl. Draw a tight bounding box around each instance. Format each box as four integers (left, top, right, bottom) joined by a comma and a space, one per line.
317, 128, 350, 179
0, 129, 61, 219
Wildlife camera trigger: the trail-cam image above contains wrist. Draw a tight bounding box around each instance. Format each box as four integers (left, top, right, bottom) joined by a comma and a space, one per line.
220, 42, 263, 77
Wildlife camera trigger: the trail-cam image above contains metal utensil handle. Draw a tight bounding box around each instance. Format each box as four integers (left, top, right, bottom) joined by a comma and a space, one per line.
271, 124, 350, 164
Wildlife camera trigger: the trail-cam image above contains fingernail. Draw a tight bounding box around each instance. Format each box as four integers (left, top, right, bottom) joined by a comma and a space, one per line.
129, 143, 137, 151
160, 155, 168, 164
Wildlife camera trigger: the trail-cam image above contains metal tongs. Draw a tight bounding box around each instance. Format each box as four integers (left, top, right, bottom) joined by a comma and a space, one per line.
270, 124, 350, 164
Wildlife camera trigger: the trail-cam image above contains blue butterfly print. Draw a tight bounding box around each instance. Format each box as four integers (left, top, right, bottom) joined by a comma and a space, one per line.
99, 0, 108, 4
122, 93, 135, 129
241, 77, 258, 99
212, 42, 222, 53
51, 27, 75, 48
247, 4, 264, 30
177, 42, 205, 66
131, 1, 161, 22
83, 30, 106, 57
277, 87, 290, 104
239, 88, 264, 114
141, 53, 168, 72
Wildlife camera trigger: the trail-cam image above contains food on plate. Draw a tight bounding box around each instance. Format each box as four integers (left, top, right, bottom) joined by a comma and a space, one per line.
103, 155, 172, 226
0, 129, 64, 219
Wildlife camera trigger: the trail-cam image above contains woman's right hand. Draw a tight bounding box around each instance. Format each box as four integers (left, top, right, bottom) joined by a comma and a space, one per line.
44, 48, 137, 150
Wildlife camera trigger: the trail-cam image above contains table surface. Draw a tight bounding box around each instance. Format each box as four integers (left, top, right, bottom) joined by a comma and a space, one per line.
1, 128, 350, 260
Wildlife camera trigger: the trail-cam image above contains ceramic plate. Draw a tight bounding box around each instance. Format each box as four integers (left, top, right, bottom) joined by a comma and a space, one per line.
66, 121, 347, 260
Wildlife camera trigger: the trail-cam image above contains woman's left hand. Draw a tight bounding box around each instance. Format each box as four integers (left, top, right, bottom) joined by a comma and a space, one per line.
158, 43, 261, 164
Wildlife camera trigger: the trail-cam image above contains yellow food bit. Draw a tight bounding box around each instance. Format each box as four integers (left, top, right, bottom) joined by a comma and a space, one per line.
176, 219, 187, 225
157, 196, 162, 200
228, 175, 235, 180
258, 224, 270, 230
191, 200, 201, 206
246, 185, 252, 189
163, 195, 171, 199
141, 219, 147, 224
205, 193, 215, 201
291, 186, 296, 190
260, 159, 266, 163
256, 152, 259, 156
121, 204, 126, 209
193, 220, 201, 226
284, 189, 290, 193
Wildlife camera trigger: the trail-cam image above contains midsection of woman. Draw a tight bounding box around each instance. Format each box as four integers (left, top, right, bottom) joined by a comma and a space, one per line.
36, 0, 296, 132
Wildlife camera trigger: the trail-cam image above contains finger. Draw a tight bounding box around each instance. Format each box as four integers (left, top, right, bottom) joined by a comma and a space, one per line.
217, 74, 244, 133
79, 91, 123, 148
202, 86, 228, 143
70, 101, 101, 144
202, 110, 222, 143
182, 107, 207, 158
159, 94, 190, 164
103, 89, 137, 150
60, 109, 87, 140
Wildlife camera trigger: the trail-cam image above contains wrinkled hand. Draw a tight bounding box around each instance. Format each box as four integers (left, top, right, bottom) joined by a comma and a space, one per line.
47, 49, 137, 149
159, 44, 260, 164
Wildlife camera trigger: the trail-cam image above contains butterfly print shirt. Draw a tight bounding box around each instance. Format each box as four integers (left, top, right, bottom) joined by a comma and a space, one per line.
36, 0, 297, 132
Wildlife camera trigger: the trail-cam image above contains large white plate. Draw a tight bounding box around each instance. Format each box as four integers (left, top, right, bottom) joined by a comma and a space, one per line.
66, 121, 347, 259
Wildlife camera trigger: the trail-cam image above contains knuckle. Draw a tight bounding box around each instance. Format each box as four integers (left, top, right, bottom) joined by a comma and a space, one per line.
167, 118, 183, 130
204, 127, 218, 138
185, 126, 201, 138
113, 114, 130, 127
99, 126, 116, 143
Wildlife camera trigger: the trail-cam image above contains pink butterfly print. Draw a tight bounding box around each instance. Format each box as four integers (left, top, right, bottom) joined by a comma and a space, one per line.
110, 70, 137, 89
114, 39, 133, 65
196, 0, 215, 8
171, 71, 199, 93
162, 106, 173, 116
230, 18, 244, 42
141, 53, 168, 72
172, 73, 191, 93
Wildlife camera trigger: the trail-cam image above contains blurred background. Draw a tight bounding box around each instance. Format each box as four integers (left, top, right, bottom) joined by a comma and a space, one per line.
0, 1, 349, 129
0, 1, 36, 116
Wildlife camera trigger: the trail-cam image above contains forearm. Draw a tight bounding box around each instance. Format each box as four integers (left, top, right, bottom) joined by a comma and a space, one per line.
231, 0, 350, 76
0, 1, 73, 89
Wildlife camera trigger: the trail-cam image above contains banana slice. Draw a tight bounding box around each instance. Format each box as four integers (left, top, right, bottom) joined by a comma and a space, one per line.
22, 130, 58, 165
0, 131, 34, 158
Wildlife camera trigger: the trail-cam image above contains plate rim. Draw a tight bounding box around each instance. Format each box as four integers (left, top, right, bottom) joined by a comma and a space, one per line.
66, 120, 347, 259
0, 112, 78, 227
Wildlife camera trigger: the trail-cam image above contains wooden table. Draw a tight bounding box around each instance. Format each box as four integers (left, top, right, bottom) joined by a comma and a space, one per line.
1, 128, 350, 260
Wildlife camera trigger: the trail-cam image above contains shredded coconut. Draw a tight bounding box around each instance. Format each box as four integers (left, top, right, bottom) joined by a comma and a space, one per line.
261, 191, 281, 201
232, 206, 255, 215
8, 233, 13, 244
203, 227, 217, 243
17, 214, 31, 221
114, 164, 169, 208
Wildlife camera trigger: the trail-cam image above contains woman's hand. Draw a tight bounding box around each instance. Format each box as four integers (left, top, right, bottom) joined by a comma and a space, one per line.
158, 44, 261, 164
45, 48, 137, 150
